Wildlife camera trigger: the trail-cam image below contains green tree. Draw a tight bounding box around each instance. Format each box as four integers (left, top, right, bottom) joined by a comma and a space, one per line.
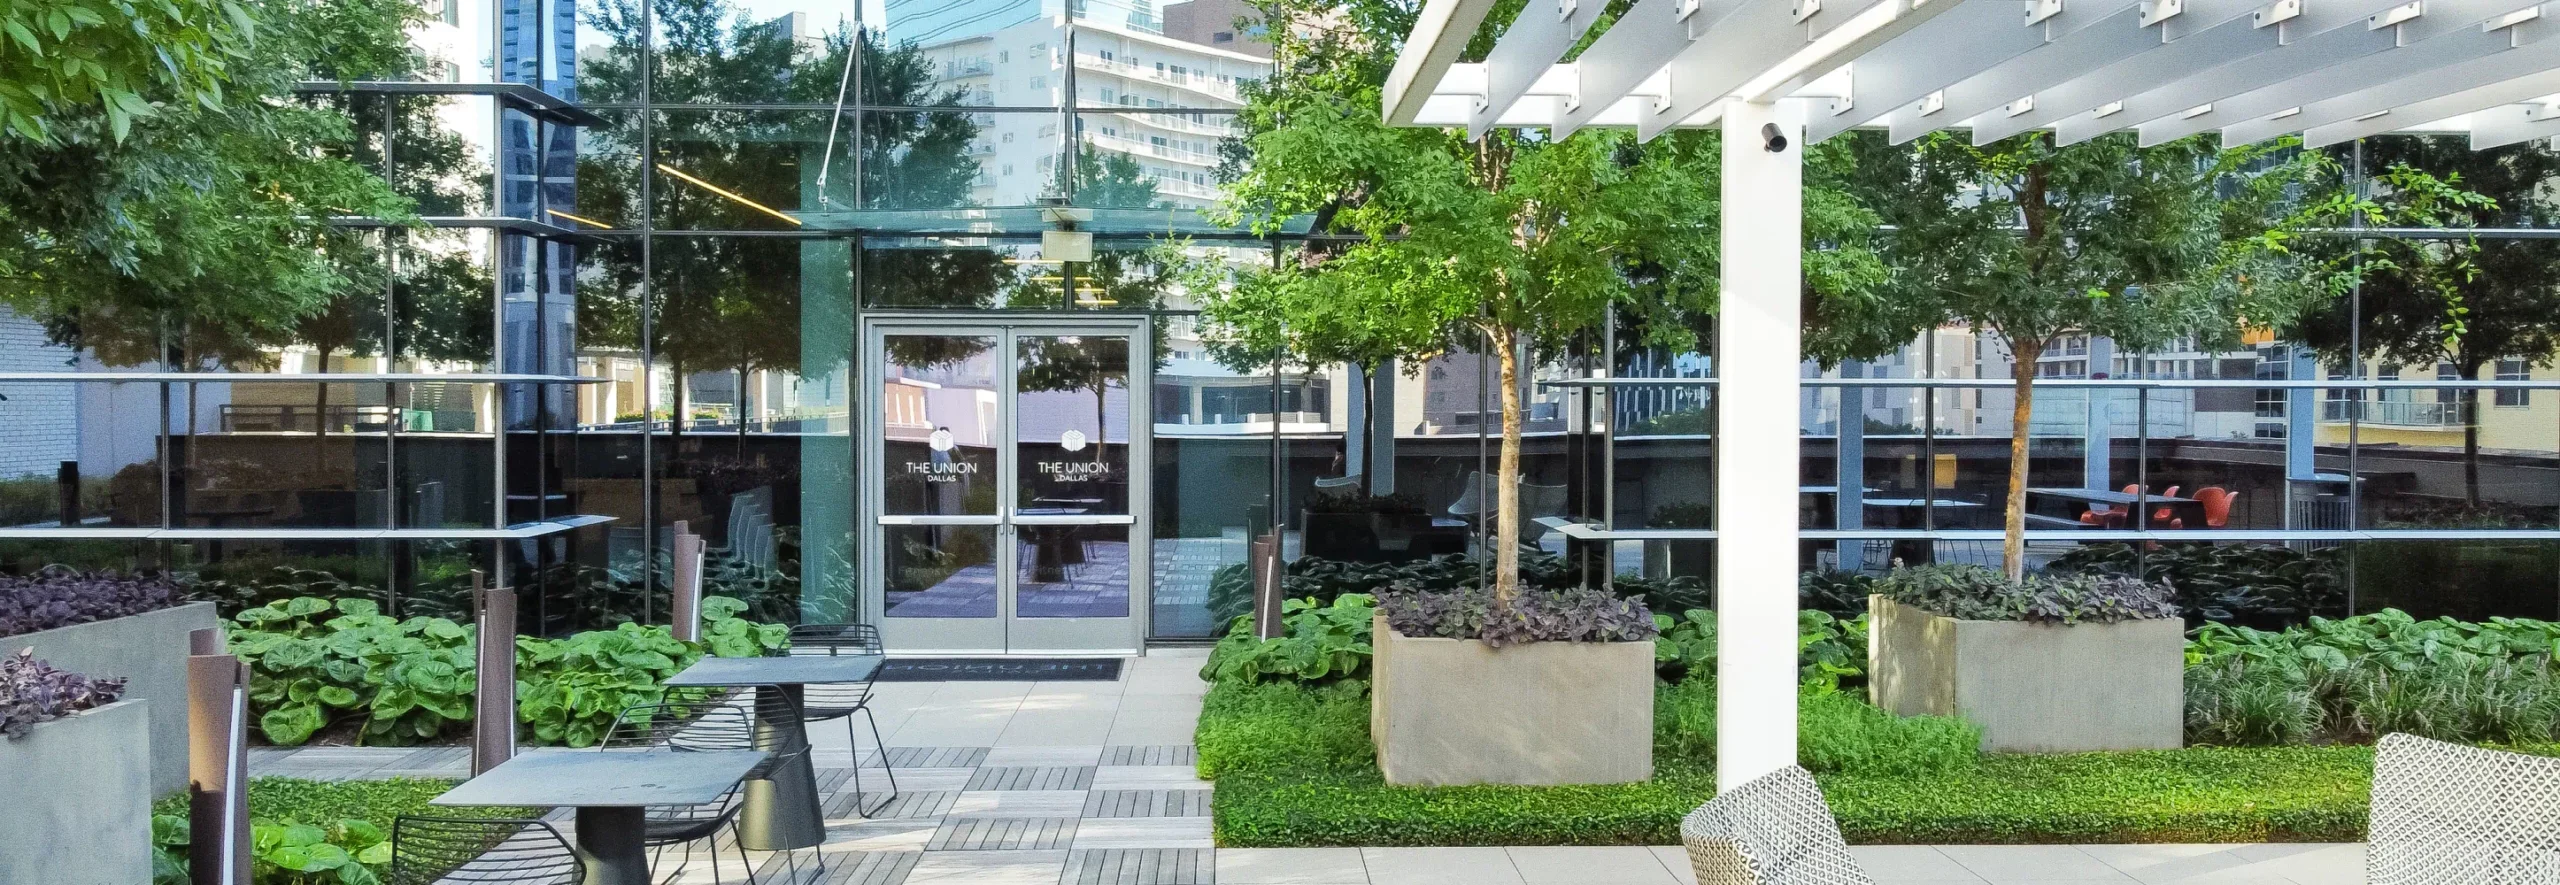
7, 0, 423, 361
1842, 132, 2342, 578
2294, 142, 2534, 509
1204, 0, 1882, 601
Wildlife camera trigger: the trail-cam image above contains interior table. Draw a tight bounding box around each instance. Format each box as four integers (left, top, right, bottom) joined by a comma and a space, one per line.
664, 654, 885, 850
431, 748, 767, 885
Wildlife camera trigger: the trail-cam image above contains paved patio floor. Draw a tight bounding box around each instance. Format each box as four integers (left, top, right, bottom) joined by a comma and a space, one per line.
257, 648, 2365, 885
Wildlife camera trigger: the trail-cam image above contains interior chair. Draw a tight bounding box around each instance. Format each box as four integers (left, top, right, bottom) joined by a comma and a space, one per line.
2368, 733, 2560, 884
786, 623, 900, 816
1446, 470, 1490, 521
2202, 489, 2237, 528
2079, 483, 2142, 528
390, 815, 583, 885
2146, 486, 2182, 526
1681, 765, 1875, 885
602, 688, 811, 884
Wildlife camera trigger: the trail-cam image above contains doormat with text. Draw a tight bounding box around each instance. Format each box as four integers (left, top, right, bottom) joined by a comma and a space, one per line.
874, 657, 1125, 682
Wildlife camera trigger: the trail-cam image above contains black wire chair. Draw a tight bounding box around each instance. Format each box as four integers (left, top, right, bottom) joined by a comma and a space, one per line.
389, 815, 583, 885
786, 622, 899, 816
602, 687, 812, 884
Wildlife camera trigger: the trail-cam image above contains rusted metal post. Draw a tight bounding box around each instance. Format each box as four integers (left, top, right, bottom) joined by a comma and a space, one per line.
471, 571, 518, 776
187, 628, 249, 885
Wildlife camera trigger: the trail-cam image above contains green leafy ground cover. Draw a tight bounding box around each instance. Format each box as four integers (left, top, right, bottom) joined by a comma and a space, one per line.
1198, 679, 2503, 847
150, 777, 520, 885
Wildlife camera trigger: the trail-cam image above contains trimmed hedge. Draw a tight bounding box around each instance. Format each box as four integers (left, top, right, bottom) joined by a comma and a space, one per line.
1198, 680, 2524, 846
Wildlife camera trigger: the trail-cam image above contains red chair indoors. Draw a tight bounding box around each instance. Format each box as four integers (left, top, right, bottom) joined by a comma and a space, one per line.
2148, 485, 2182, 525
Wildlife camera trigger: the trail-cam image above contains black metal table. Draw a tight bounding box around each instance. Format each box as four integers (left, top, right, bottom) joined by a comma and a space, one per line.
664, 654, 885, 851
431, 748, 768, 885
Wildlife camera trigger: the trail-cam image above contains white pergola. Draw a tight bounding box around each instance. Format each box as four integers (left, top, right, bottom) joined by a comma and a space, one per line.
1383, 0, 2560, 791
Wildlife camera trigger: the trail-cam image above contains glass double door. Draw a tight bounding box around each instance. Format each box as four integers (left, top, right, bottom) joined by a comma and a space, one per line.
862, 318, 1146, 653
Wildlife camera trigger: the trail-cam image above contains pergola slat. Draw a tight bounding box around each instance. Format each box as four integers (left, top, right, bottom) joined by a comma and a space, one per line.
2142, 0, 2545, 145
1885, 1, 2154, 143
1807, 0, 2051, 141
1470, 0, 1611, 139
1964, 0, 2268, 144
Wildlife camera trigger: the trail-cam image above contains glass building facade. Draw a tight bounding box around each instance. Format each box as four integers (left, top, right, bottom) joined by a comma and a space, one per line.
6, 0, 2560, 650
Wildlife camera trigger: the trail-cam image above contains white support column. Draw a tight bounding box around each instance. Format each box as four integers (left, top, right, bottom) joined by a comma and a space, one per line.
1716, 98, 1804, 792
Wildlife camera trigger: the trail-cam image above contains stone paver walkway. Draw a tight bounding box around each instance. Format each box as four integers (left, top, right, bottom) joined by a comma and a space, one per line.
261, 648, 2367, 885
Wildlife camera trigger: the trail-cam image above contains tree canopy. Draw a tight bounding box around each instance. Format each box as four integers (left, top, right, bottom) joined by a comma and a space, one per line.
1203, 0, 1884, 599
6, 0, 425, 365
1841, 131, 2342, 577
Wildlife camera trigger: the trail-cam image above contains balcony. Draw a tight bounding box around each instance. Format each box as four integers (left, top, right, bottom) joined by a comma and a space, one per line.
2321, 398, 2472, 427
1077, 54, 1243, 103
941, 58, 992, 79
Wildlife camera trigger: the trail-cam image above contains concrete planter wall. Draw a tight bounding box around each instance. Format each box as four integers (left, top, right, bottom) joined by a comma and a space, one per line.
1868, 595, 2183, 752
1370, 614, 1654, 785
0, 700, 153, 885
7, 600, 218, 793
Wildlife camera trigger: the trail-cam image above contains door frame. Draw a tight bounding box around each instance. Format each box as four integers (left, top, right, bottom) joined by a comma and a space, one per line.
859, 313, 1151, 654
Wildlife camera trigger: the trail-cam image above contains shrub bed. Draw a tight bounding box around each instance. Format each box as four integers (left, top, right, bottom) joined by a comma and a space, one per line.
0, 567, 180, 639
149, 777, 527, 885
226, 594, 789, 747
2186, 608, 2560, 746
1200, 678, 2439, 847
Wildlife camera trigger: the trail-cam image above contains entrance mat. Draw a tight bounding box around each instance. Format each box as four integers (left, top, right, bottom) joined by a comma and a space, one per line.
875, 657, 1124, 682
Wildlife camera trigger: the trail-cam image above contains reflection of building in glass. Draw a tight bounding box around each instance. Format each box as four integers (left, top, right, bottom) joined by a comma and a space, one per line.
896, 0, 1268, 210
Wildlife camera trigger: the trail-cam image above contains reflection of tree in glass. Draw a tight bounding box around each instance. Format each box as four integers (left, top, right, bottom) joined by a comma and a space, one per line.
2295, 138, 2555, 510
577, 0, 1012, 424
1065, 141, 1162, 210
1018, 335, 1131, 465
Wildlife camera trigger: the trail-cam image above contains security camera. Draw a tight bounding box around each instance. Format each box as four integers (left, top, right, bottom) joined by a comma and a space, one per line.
1761, 123, 1789, 153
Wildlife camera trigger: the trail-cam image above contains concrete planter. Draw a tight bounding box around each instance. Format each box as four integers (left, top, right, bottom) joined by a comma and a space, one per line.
1868, 595, 2183, 752
0, 700, 153, 885
1370, 615, 1654, 785
6, 600, 217, 793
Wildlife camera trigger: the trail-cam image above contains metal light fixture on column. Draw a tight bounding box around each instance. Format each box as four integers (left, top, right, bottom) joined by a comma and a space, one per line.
470, 571, 518, 776
670, 520, 706, 643
187, 628, 249, 885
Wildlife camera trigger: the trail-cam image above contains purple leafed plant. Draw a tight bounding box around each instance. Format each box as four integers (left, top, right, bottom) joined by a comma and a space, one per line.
1379, 584, 1659, 647
0, 567, 180, 640
0, 648, 127, 738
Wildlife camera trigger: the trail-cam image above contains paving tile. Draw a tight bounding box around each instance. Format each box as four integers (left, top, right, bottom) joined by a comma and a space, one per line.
2222, 844, 2363, 885
1850, 846, 1982, 881
948, 790, 1090, 818
927, 817, 1078, 850
831, 790, 958, 819
1116, 692, 1210, 713
887, 747, 993, 768
1091, 765, 1211, 790
1219, 848, 1370, 884
1083, 789, 1211, 818
882, 767, 980, 793
1939, 846, 2135, 882
1360, 847, 1524, 885
967, 766, 1098, 791
984, 746, 1107, 767
1064, 848, 1217, 884
999, 710, 1120, 746
904, 849, 1071, 885
1100, 745, 1198, 766
821, 820, 942, 852
2076, 845, 2305, 884
1070, 817, 1215, 850
1647, 847, 1695, 885
1506, 846, 1680, 885
811, 850, 921, 885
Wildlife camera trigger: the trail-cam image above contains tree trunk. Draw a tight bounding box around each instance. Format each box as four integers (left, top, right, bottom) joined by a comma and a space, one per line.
312, 345, 334, 463
2002, 336, 2044, 582
1493, 329, 1524, 603
2464, 388, 2483, 509
670, 358, 687, 438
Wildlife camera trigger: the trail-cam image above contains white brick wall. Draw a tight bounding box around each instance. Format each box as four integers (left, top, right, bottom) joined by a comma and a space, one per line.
0, 309, 78, 479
